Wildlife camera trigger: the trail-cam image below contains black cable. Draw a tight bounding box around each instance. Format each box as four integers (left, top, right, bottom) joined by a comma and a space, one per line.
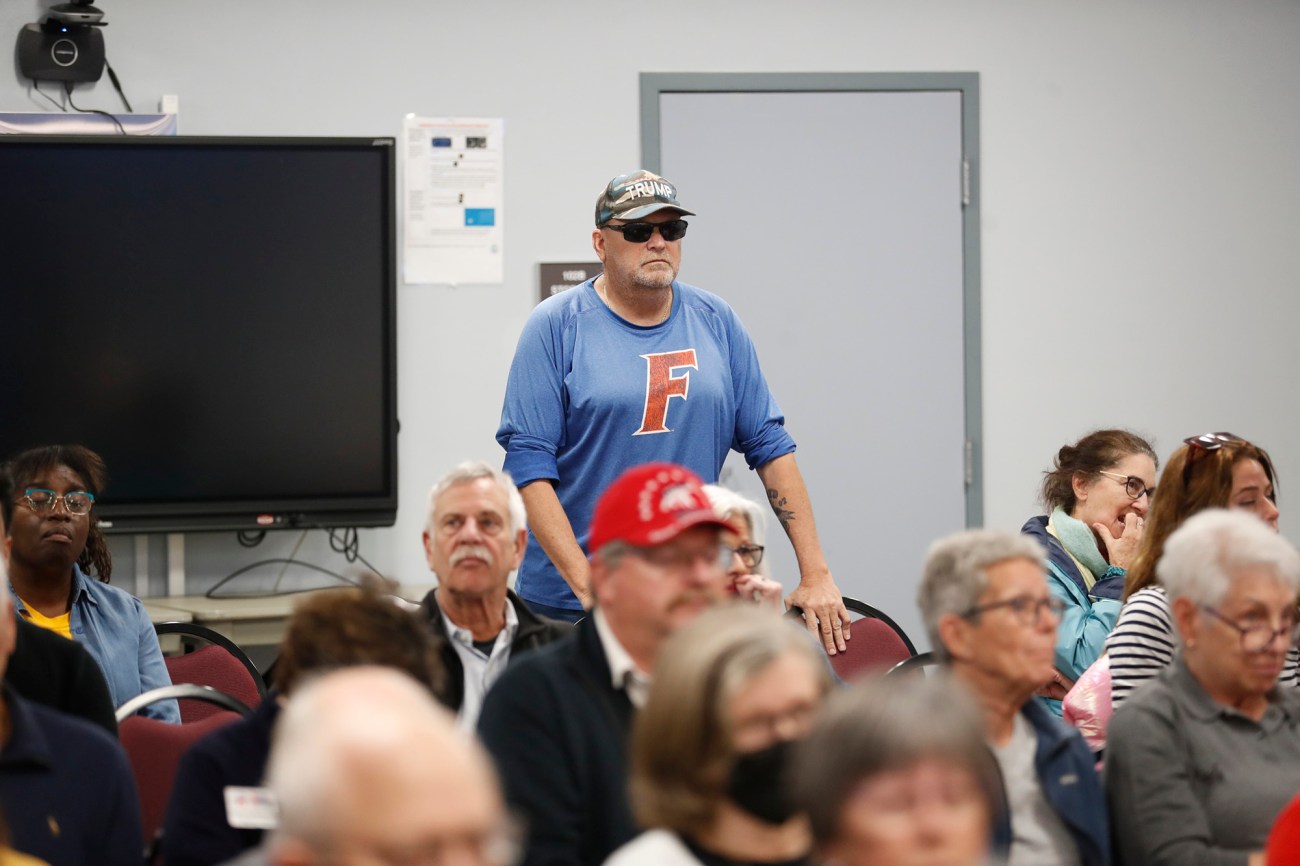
324, 525, 387, 580
205, 524, 391, 599
104, 59, 132, 113
63, 81, 126, 135
31, 79, 66, 111
205, 558, 362, 599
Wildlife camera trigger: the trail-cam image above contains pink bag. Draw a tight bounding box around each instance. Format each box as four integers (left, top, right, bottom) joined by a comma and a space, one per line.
1063, 654, 1112, 757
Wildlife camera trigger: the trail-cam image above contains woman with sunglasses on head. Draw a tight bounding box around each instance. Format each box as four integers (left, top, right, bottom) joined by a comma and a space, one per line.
1105, 431, 1292, 711
1, 445, 177, 722
1020, 430, 1158, 709
1106, 509, 1300, 866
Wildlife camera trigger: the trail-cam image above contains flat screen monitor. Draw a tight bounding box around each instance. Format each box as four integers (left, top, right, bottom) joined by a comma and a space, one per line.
0, 135, 398, 533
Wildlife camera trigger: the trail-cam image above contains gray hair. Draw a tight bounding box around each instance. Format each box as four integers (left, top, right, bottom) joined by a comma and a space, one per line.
917, 529, 1047, 660
1157, 508, 1300, 607
792, 674, 1001, 846
266, 666, 465, 849
425, 461, 526, 535
702, 484, 770, 576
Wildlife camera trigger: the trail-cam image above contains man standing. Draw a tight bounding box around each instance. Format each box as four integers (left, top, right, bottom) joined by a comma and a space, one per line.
497, 170, 850, 653
417, 461, 569, 728
478, 462, 739, 866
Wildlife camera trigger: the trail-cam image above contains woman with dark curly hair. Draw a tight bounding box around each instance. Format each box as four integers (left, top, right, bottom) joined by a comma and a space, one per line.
2, 444, 177, 723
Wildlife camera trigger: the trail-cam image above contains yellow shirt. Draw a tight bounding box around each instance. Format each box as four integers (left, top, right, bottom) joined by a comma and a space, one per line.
17, 599, 73, 640
0, 847, 52, 866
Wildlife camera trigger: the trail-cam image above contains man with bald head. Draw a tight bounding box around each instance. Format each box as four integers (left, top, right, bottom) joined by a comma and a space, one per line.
225, 666, 513, 866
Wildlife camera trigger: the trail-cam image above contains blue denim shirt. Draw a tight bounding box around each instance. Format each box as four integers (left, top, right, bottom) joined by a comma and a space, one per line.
10, 564, 179, 723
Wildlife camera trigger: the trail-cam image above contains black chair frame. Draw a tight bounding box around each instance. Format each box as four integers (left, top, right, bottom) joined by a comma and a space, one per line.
115, 683, 253, 723
886, 651, 938, 678
154, 621, 269, 700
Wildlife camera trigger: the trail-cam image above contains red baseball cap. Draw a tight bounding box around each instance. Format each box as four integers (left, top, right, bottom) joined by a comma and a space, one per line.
588, 462, 737, 553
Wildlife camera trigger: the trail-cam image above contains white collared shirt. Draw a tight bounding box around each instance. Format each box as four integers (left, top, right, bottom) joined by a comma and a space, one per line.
439, 595, 519, 731
593, 608, 651, 709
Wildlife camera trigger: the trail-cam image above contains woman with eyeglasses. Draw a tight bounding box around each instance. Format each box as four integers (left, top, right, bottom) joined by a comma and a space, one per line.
1021, 429, 1158, 706
1106, 509, 1300, 866
603, 604, 832, 866
704, 485, 784, 611
1105, 432, 1294, 710
1, 445, 177, 722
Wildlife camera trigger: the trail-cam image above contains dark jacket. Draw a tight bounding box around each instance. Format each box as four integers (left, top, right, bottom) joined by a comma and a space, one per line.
993, 698, 1111, 866
161, 696, 280, 866
419, 587, 571, 711
477, 616, 637, 866
0, 684, 142, 866
6, 611, 117, 736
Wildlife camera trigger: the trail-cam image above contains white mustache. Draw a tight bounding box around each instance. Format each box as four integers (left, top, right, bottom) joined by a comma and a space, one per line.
450, 544, 494, 567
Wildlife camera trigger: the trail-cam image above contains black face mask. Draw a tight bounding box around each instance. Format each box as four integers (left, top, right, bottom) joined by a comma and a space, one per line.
725, 738, 801, 825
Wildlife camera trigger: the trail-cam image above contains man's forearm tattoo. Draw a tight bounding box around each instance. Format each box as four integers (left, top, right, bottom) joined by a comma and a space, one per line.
766, 487, 795, 526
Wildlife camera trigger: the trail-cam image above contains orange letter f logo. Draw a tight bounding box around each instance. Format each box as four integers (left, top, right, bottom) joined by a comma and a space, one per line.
633, 349, 698, 435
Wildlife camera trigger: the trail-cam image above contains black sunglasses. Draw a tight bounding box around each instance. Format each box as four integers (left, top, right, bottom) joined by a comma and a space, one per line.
1182, 431, 1242, 487
604, 219, 688, 243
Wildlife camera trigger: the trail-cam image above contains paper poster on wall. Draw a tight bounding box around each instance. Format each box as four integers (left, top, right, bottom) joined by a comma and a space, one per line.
403, 115, 504, 285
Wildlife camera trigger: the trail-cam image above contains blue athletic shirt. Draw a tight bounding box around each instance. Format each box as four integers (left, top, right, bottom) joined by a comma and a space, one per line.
497, 278, 795, 610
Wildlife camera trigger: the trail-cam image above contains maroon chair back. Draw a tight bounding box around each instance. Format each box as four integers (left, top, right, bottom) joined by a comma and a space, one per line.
166, 646, 263, 722
119, 710, 242, 846
828, 616, 916, 681
788, 596, 918, 683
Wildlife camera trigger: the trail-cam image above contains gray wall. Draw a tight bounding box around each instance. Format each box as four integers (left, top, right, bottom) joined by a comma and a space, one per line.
3, 1, 1298, 612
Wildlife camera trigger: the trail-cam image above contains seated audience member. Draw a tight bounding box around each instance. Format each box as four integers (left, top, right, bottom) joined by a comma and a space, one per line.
1, 805, 51, 866
918, 528, 1109, 866
2, 445, 177, 722
0, 588, 142, 866
703, 485, 784, 610
221, 666, 514, 866
416, 461, 570, 729
1106, 432, 1296, 710
605, 605, 831, 865
0, 475, 115, 736
1020, 430, 1157, 706
793, 675, 1003, 866
1106, 509, 1300, 866
162, 582, 445, 866
478, 462, 736, 866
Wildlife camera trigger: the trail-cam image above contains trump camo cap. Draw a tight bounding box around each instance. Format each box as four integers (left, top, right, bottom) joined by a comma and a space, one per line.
588, 462, 736, 553
595, 170, 695, 227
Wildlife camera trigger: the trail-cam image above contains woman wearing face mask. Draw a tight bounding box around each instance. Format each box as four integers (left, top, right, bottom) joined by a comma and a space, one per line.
1020, 430, 1158, 706
1105, 432, 1294, 710
793, 675, 1002, 866
603, 604, 832, 866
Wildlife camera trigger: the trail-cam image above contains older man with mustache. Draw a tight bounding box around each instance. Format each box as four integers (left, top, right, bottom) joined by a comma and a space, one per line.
418, 461, 570, 729
478, 462, 741, 866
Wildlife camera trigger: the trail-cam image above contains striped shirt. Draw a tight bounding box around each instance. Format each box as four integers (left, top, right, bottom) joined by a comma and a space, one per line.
1105, 586, 1300, 709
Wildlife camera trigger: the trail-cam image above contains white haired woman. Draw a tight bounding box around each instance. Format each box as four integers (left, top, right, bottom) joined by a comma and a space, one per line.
703, 485, 784, 610
603, 604, 833, 866
1106, 508, 1300, 866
